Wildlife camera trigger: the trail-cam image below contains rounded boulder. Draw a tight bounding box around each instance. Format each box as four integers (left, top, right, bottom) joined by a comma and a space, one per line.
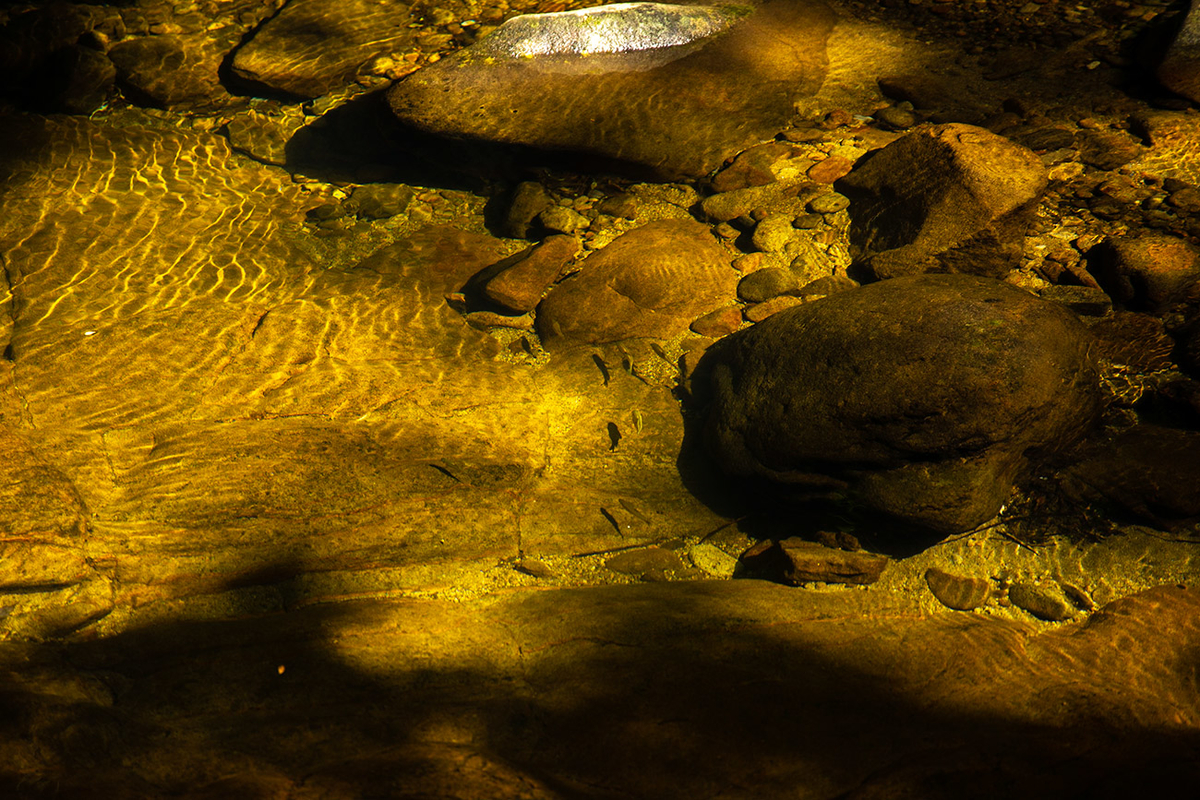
704, 274, 1101, 534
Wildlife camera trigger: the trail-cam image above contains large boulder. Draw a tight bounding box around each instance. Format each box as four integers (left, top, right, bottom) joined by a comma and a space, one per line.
839, 123, 1047, 280
387, 1, 835, 179
1157, 0, 1200, 103
537, 219, 737, 345
704, 274, 1101, 534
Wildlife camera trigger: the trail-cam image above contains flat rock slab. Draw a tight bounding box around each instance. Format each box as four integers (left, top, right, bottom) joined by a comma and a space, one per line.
231, 0, 416, 98
2, 581, 1198, 797
387, 0, 836, 178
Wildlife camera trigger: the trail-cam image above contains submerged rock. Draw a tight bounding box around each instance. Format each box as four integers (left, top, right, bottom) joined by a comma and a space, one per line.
839, 123, 1047, 280
230, 0, 415, 98
925, 568, 990, 611
704, 275, 1101, 535
387, 1, 835, 178
537, 219, 736, 345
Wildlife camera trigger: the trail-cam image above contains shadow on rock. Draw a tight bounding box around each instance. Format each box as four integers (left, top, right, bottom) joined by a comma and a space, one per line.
278, 88, 674, 195
3, 578, 1200, 798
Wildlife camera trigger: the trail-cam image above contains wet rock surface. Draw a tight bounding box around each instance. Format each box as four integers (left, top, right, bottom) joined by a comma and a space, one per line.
230, 0, 416, 99
704, 274, 1101, 534
537, 218, 737, 345
1063, 425, 1200, 529
924, 567, 991, 611
5, 581, 1200, 797
2, 0, 1200, 796
1089, 232, 1200, 311
839, 123, 1048, 279
387, 0, 836, 178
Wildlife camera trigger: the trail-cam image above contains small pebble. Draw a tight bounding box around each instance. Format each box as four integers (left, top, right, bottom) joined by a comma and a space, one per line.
808, 193, 850, 214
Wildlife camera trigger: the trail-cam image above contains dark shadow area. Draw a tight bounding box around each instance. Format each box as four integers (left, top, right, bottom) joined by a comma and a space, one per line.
277, 88, 674, 195
2, 577, 1200, 798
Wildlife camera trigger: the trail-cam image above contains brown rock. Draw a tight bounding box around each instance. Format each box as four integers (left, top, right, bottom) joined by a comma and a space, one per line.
711, 142, 795, 193
807, 155, 854, 184
504, 181, 554, 239
1156, 0, 1200, 103
515, 559, 554, 578
925, 567, 991, 611
737, 267, 800, 303
838, 123, 1047, 280
732, 252, 766, 273
1089, 233, 1200, 311
706, 275, 1101, 534
484, 235, 580, 313
777, 538, 887, 585
1062, 425, 1200, 529
1008, 581, 1074, 622
1077, 130, 1142, 171
796, 274, 858, 299
537, 220, 736, 346
1169, 185, 1200, 213
605, 547, 685, 576
387, 1, 835, 179
743, 295, 804, 322
230, 0, 415, 98
700, 183, 799, 223
464, 311, 535, 331
355, 225, 511, 296
109, 35, 216, 107
690, 306, 743, 338
596, 193, 639, 220
1038, 285, 1112, 316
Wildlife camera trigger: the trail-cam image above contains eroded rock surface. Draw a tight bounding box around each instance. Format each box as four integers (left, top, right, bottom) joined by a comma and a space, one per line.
387, 0, 836, 178
231, 0, 416, 98
537, 218, 737, 345
704, 274, 1101, 533
839, 123, 1048, 280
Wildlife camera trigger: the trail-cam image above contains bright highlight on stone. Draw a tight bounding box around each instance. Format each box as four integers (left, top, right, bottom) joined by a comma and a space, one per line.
387, 0, 836, 178
479, 2, 745, 58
